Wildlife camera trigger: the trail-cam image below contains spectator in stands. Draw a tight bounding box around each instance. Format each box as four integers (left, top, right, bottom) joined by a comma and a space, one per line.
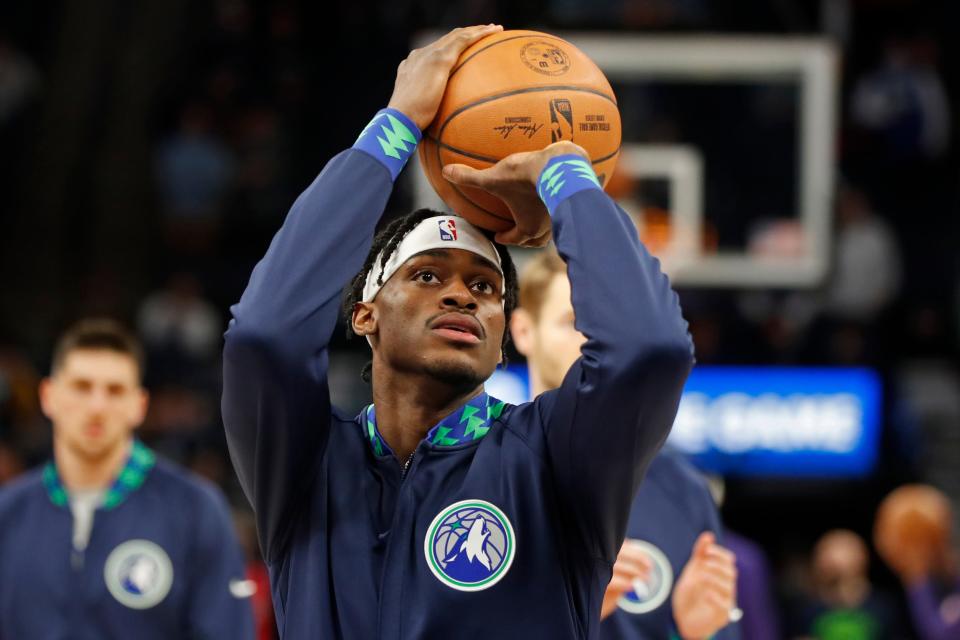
875, 484, 960, 640
792, 529, 904, 639
155, 101, 235, 254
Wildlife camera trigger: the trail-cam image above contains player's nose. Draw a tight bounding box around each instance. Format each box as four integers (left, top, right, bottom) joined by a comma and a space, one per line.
440, 277, 478, 310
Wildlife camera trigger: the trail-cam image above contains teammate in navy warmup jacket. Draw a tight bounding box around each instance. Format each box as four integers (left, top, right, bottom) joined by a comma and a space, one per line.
0, 319, 254, 639
222, 25, 693, 639
511, 249, 740, 640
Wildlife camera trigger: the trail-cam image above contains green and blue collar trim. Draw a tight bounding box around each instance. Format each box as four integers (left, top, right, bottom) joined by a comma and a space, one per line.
43, 439, 156, 510
361, 392, 510, 457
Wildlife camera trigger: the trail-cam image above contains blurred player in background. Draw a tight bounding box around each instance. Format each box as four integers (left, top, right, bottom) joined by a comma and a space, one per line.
0, 319, 254, 639
875, 484, 960, 640
511, 248, 739, 640
221, 25, 693, 638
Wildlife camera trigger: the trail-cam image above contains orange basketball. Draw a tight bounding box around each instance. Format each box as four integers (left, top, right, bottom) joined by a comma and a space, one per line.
874, 484, 952, 558
420, 30, 621, 231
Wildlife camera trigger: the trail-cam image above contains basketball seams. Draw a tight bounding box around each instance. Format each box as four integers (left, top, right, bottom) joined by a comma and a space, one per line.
426, 136, 514, 222
437, 85, 618, 143
423, 31, 621, 230
425, 136, 620, 224
430, 134, 621, 167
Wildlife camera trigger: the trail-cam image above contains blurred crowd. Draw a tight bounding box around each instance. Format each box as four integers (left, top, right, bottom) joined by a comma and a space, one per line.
1, 1, 959, 638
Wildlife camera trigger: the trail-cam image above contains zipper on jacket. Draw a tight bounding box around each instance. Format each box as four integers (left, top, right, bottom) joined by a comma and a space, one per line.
401, 451, 415, 479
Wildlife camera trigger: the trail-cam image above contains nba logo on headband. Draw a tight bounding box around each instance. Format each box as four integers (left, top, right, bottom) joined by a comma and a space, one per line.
438, 219, 458, 241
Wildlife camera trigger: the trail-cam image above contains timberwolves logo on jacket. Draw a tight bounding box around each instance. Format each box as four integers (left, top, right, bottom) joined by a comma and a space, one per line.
618, 540, 673, 614
104, 539, 174, 609
425, 499, 515, 591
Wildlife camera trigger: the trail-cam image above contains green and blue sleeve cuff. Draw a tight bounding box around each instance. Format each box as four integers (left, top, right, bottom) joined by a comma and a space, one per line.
353, 108, 422, 181
537, 154, 603, 216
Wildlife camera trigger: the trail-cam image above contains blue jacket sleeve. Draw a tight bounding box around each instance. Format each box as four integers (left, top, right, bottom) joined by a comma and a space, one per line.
221, 146, 396, 561
535, 164, 695, 562
187, 485, 255, 640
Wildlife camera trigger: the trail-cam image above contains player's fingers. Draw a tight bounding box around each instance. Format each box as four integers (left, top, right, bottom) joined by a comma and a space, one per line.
698, 572, 736, 599
700, 560, 737, 583
611, 557, 651, 582
692, 531, 716, 558
544, 140, 589, 160
606, 573, 636, 593
615, 544, 653, 569
704, 544, 735, 565
493, 225, 532, 246
442, 163, 489, 188
705, 588, 736, 614
515, 227, 552, 248
438, 24, 502, 55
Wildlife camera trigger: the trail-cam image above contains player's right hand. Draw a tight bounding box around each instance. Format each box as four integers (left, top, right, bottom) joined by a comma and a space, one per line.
672, 532, 738, 640
442, 140, 589, 247
600, 540, 654, 620
388, 25, 502, 130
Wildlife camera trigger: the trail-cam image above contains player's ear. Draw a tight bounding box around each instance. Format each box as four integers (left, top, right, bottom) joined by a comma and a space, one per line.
133, 388, 149, 427
352, 301, 377, 337
38, 377, 56, 420
509, 308, 534, 357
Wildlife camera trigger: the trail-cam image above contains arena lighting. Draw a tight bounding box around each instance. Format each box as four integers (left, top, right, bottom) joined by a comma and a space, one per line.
487, 365, 881, 477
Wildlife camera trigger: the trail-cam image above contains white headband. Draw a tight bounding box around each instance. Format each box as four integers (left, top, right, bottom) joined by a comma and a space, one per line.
362, 215, 503, 302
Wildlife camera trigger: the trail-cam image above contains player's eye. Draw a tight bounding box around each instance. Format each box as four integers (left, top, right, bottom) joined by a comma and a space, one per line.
414, 270, 439, 284
471, 280, 495, 295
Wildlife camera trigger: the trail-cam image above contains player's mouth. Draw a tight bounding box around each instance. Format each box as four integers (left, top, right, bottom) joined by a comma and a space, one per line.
429, 313, 483, 344
84, 420, 105, 437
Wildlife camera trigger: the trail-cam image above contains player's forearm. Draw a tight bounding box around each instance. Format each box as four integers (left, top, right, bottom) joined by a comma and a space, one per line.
539, 156, 693, 559
549, 185, 693, 386
228, 150, 391, 348
546, 162, 694, 449
222, 109, 421, 556
228, 108, 420, 346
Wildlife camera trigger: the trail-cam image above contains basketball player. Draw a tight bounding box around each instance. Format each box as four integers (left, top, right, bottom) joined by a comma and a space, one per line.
222, 25, 693, 637
0, 319, 254, 638
511, 249, 739, 640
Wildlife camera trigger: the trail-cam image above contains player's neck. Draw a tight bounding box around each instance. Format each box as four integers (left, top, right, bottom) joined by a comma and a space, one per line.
372, 372, 484, 464
529, 367, 549, 398
54, 437, 133, 492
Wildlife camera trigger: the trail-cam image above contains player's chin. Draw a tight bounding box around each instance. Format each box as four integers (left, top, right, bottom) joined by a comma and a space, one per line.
421, 353, 493, 390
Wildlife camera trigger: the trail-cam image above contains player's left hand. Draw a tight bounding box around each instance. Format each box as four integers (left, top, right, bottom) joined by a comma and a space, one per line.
672, 532, 738, 640
601, 541, 654, 620
442, 140, 590, 247
387, 25, 503, 130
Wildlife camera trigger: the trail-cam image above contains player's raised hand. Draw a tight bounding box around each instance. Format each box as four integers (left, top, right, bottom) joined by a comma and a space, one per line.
442, 140, 590, 247
600, 541, 654, 620
672, 532, 738, 640
388, 25, 502, 130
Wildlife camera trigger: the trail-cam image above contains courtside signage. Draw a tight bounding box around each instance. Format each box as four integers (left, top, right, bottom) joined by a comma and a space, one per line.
489, 365, 881, 477
666, 366, 881, 477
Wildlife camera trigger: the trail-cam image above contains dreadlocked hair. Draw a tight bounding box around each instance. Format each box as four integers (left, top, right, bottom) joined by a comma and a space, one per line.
341, 208, 519, 383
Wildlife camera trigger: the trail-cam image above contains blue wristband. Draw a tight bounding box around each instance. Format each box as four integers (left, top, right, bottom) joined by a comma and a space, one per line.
537, 154, 603, 216
352, 108, 422, 181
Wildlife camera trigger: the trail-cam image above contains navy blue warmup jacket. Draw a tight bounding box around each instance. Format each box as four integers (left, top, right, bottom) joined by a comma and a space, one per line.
0, 440, 254, 639
221, 110, 694, 639
600, 450, 740, 640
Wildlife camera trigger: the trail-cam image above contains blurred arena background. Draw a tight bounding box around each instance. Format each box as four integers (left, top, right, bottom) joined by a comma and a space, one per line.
1, 1, 959, 637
